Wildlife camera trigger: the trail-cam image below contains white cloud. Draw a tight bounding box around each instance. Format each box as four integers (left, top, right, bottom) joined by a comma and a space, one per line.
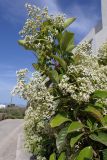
64, 4, 100, 42
38, 0, 61, 14
70, 4, 99, 31
0, 64, 23, 104
0, 0, 61, 24
0, 0, 100, 38
37, 1, 100, 42
0, 64, 16, 78
0, 64, 16, 102
0, 0, 24, 24
0, 79, 26, 105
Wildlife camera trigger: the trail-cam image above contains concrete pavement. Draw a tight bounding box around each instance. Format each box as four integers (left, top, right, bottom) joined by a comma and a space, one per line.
0, 119, 30, 160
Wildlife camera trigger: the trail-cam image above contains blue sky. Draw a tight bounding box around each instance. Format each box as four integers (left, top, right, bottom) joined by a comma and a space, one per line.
0, 0, 101, 105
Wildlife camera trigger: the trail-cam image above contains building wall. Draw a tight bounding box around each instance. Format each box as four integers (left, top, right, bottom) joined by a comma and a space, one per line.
81, 0, 107, 53
101, 0, 107, 27
0, 104, 6, 109
95, 27, 107, 51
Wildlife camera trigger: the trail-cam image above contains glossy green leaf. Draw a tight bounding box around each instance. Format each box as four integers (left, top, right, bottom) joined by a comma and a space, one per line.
64, 17, 76, 29
32, 63, 39, 70
50, 114, 71, 128
60, 31, 74, 53
73, 54, 81, 64
94, 102, 104, 109
67, 121, 83, 133
18, 40, 33, 50
76, 146, 93, 160
18, 40, 26, 46
58, 152, 66, 160
56, 126, 68, 151
89, 132, 107, 146
50, 70, 59, 83
103, 115, 107, 124
85, 106, 103, 123
70, 133, 83, 148
103, 149, 107, 160
49, 153, 56, 160
101, 115, 107, 128
66, 44, 75, 53
92, 90, 107, 99
86, 119, 93, 130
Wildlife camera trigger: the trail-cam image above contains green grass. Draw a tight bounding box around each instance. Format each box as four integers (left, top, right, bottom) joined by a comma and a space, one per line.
0, 106, 26, 121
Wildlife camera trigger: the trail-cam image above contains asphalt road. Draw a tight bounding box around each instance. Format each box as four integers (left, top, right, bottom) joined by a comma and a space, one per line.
0, 119, 23, 160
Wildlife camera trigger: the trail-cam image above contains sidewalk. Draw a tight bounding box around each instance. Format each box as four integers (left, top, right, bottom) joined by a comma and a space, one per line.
16, 133, 31, 160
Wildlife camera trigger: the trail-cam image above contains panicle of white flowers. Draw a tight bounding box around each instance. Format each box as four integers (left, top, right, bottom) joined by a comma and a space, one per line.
11, 69, 29, 97
59, 42, 107, 104
98, 42, 107, 65
16, 68, 28, 79
36, 156, 46, 160
73, 41, 92, 56
19, 3, 65, 57
12, 70, 57, 158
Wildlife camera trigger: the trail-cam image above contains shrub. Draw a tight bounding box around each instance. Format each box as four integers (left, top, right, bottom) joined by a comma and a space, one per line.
0, 107, 25, 119
0, 113, 7, 121
12, 3, 107, 160
98, 42, 107, 65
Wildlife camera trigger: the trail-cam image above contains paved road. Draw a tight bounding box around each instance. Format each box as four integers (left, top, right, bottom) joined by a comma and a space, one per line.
0, 119, 23, 160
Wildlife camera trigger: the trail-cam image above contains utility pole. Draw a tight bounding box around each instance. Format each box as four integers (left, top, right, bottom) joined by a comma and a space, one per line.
10, 96, 12, 105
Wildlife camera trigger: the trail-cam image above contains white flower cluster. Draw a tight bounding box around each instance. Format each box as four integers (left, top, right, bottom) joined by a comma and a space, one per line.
98, 42, 107, 65
12, 70, 57, 158
12, 69, 29, 98
73, 41, 92, 56
59, 42, 107, 104
19, 3, 65, 56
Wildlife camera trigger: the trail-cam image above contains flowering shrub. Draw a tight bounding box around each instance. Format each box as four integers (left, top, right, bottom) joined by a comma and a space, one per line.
13, 3, 107, 160
59, 43, 107, 103
12, 70, 57, 158
98, 42, 107, 65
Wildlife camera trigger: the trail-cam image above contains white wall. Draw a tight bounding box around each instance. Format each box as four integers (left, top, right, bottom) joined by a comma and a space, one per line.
80, 0, 107, 53
101, 0, 107, 27
95, 27, 107, 51
0, 105, 6, 109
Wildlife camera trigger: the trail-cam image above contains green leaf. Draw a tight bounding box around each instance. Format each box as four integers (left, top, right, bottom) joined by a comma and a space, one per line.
101, 115, 107, 128
89, 132, 107, 146
85, 106, 103, 124
18, 40, 26, 46
94, 102, 104, 109
103, 149, 107, 160
76, 146, 93, 160
59, 74, 63, 82
64, 17, 76, 29
70, 133, 83, 148
18, 40, 33, 50
73, 54, 81, 64
56, 126, 68, 151
92, 90, 107, 99
60, 31, 74, 53
67, 121, 83, 133
86, 119, 93, 130
49, 153, 56, 160
66, 44, 75, 53
50, 114, 71, 128
103, 115, 107, 124
32, 63, 39, 70
58, 152, 66, 160
50, 70, 59, 83
50, 54, 67, 70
